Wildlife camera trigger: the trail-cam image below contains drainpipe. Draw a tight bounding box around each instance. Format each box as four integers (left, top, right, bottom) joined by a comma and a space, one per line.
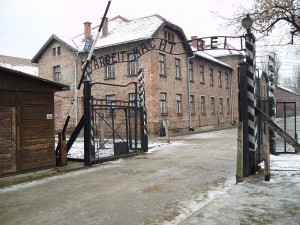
229, 70, 234, 125
187, 54, 195, 130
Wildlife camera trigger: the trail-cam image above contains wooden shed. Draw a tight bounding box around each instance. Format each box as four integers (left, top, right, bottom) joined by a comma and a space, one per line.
0, 66, 69, 175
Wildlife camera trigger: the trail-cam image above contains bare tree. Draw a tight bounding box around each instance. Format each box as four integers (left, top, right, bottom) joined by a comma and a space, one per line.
224, 0, 300, 44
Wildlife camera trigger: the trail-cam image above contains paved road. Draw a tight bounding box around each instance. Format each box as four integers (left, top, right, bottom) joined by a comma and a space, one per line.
0, 128, 237, 225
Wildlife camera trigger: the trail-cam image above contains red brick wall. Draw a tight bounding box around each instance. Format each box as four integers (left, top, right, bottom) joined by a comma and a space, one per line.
37, 28, 240, 135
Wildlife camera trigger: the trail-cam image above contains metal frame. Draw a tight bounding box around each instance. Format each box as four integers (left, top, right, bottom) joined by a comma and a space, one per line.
82, 80, 148, 165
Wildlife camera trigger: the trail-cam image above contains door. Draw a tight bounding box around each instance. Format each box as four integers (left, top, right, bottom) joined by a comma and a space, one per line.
0, 107, 16, 174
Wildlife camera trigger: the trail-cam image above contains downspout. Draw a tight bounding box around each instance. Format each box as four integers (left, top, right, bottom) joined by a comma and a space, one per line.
229, 70, 234, 125
187, 54, 195, 130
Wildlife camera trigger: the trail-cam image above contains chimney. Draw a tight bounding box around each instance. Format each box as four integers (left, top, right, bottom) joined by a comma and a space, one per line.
191, 36, 198, 48
84, 22, 92, 40
191, 36, 205, 50
102, 17, 108, 36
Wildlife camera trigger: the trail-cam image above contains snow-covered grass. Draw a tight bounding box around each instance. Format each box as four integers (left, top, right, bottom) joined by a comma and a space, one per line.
165, 153, 300, 225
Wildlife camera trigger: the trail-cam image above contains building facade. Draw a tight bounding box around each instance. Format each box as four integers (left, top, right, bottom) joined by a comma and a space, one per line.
32, 14, 239, 135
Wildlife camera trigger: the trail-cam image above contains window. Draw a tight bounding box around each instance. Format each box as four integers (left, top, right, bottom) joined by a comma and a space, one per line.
189, 62, 193, 81
200, 66, 204, 83
201, 96, 206, 114
226, 98, 230, 114
52, 46, 61, 56
218, 71, 222, 87
226, 72, 230, 88
106, 64, 115, 78
159, 54, 165, 75
160, 92, 167, 114
53, 65, 61, 82
106, 63, 115, 79
129, 93, 137, 115
219, 98, 223, 114
128, 53, 139, 75
176, 94, 182, 114
106, 95, 116, 116
209, 68, 214, 85
190, 95, 195, 114
175, 58, 181, 79
164, 30, 175, 42
211, 97, 215, 114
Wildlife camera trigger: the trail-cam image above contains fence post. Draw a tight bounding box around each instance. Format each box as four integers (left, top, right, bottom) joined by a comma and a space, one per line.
236, 122, 244, 183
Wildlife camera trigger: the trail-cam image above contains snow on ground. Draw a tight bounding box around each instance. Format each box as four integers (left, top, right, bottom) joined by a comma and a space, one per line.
66, 138, 178, 158
166, 152, 300, 225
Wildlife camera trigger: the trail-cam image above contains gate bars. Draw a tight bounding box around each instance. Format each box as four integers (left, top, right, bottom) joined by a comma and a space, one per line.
83, 79, 148, 165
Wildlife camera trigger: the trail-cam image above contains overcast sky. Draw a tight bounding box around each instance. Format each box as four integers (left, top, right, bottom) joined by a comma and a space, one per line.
0, 0, 298, 78
0, 0, 252, 59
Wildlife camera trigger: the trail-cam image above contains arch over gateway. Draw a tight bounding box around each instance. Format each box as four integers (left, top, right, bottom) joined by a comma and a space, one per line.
88, 36, 246, 72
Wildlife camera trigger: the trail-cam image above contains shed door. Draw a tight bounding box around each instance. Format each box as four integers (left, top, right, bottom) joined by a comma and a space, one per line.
0, 107, 16, 174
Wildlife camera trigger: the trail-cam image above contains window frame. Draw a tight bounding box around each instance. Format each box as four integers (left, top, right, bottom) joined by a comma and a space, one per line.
200, 65, 205, 84
200, 96, 206, 114
53, 65, 61, 82
175, 58, 181, 79
176, 94, 182, 114
106, 94, 116, 117
190, 95, 195, 114
218, 70, 222, 87
219, 97, 223, 114
209, 68, 214, 86
128, 53, 139, 76
159, 53, 165, 76
189, 62, 194, 82
160, 92, 168, 114
210, 97, 215, 114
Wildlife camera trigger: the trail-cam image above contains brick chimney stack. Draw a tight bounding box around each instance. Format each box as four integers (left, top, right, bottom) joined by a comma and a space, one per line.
191, 36, 198, 48
102, 17, 108, 36
84, 22, 92, 40
191, 36, 206, 50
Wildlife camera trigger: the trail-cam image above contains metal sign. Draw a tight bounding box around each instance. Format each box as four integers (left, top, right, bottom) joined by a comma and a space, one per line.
90, 36, 245, 71
83, 37, 94, 52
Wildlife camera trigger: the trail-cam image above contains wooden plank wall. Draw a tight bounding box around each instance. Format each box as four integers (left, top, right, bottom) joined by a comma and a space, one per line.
20, 92, 55, 170
0, 107, 15, 173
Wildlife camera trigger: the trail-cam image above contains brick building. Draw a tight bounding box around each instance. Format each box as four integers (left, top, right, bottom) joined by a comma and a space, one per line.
32, 14, 239, 135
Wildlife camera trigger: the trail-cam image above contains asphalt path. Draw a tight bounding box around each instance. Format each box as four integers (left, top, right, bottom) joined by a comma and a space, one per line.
0, 128, 237, 225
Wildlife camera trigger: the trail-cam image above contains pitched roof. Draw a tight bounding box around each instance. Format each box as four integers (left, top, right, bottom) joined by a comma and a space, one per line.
0, 55, 38, 75
31, 34, 78, 63
32, 14, 188, 63
191, 47, 233, 70
72, 14, 170, 51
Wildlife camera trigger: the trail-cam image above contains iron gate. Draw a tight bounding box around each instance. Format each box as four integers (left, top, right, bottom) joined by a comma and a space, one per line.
276, 101, 297, 153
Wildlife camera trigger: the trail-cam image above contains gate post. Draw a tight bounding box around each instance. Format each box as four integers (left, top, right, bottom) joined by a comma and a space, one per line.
245, 31, 258, 175
138, 69, 148, 152
239, 61, 250, 177
83, 76, 95, 165
268, 53, 276, 154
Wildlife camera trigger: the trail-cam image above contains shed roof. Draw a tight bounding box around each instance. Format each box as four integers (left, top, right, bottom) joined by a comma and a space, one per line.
0, 66, 69, 92
0, 55, 38, 75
